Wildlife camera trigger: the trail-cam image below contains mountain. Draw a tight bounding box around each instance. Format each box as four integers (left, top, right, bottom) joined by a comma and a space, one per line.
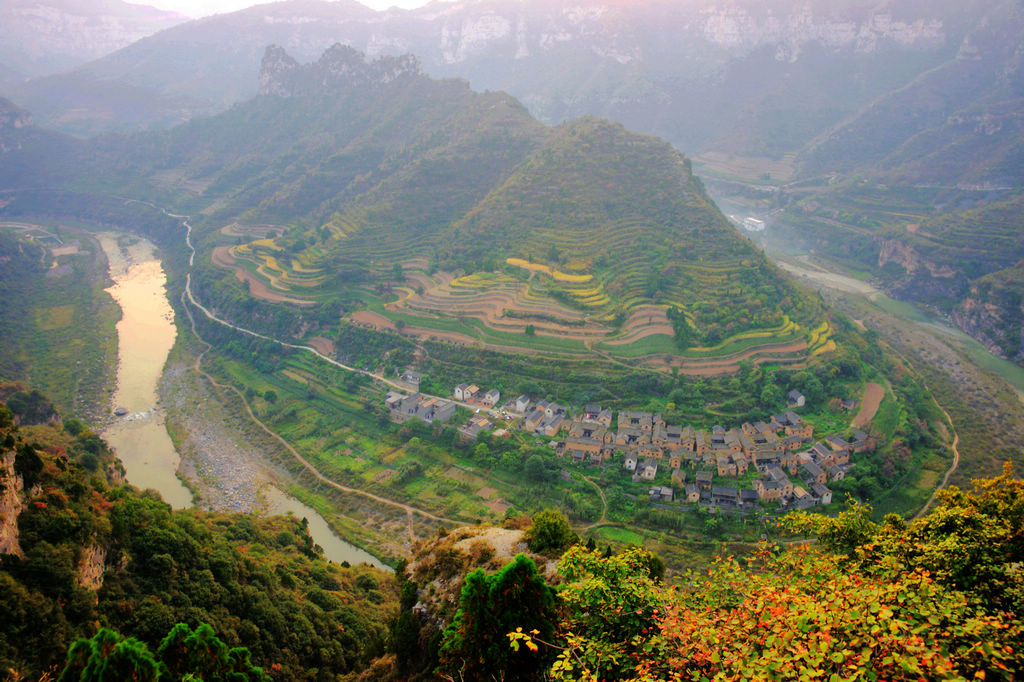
743, 0, 1024, 365
0, 0, 186, 82
7, 0, 997, 151
798, 0, 1024, 188
0, 43, 827, 370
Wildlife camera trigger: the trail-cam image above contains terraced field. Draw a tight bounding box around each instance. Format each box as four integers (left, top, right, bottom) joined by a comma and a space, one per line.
199, 106, 833, 377
211, 217, 827, 374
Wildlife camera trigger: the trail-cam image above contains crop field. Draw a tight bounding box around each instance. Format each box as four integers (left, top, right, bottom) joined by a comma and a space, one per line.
211, 221, 833, 376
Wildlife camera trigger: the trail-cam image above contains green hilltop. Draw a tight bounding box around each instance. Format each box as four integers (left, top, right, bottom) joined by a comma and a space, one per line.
119, 45, 826, 370
0, 44, 831, 373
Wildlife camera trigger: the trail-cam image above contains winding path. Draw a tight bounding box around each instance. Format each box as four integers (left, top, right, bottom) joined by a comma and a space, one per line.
580, 473, 608, 529
913, 403, 961, 520
156, 205, 461, 532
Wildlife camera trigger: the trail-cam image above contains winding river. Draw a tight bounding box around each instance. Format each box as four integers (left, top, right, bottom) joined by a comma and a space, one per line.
99, 233, 193, 509
97, 232, 386, 569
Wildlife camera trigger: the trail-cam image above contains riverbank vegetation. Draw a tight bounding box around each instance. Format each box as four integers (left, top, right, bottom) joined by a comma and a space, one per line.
0, 226, 118, 421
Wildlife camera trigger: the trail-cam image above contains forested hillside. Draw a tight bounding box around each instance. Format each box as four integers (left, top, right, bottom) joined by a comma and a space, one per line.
0, 392, 396, 681
0, 228, 118, 420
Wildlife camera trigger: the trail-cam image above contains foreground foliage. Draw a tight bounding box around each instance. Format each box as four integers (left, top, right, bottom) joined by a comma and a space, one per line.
504, 467, 1023, 680
59, 622, 267, 682
439, 554, 557, 681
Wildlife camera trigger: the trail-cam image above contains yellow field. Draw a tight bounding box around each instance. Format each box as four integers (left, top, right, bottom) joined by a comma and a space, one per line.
506, 257, 593, 283
807, 320, 830, 348
812, 339, 837, 356
688, 315, 799, 352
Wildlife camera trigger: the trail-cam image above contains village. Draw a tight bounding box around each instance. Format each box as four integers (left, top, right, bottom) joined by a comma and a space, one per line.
383, 370, 875, 514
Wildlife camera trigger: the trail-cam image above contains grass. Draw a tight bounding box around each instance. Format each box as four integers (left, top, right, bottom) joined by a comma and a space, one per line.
601, 334, 678, 357
35, 305, 75, 330
594, 526, 647, 545
872, 393, 901, 440
0, 225, 120, 419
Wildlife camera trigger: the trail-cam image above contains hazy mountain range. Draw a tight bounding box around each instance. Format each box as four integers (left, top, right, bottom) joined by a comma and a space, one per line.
2, 0, 1011, 165
0, 42, 817, 356
0, 0, 185, 84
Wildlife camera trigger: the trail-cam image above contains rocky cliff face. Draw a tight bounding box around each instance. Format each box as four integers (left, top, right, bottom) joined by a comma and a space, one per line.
0, 450, 25, 557
0, 0, 186, 79
75, 540, 108, 591
951, 272, 1024, 362
877, 238, 958, 279
0, 97, 33, 152
421, 0, 947, 69
0, 98, 31, 130
17, 0, 991, 151
876, 238, 969, 308
259, 43, 423, 97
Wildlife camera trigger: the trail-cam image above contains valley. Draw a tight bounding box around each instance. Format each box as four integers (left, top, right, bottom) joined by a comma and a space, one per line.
0, 35, 996, 571
1, 2, 1023, 677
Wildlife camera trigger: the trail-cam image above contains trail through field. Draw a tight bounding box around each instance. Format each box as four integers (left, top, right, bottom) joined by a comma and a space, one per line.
160, 209, 462, 547
182, 299, 459, 537
581, 474, 608, 528
913, 403, 960, 520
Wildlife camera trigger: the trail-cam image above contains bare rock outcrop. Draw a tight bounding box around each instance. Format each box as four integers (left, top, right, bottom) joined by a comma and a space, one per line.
0, 450, 25, 557
76, 540, 108, 591
258, 43, 423, 98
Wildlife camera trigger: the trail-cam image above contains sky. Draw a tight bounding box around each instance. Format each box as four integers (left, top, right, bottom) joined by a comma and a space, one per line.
144, 0, 434, 18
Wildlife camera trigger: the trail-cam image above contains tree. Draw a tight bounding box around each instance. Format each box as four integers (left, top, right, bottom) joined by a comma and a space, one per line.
392, 262, 405, 282
439, 554, 557, 681
58, 628, 159, 682
530, 546, 663, 680
759, 382, 783, 409
702, 514, 724, 538
524, 455, 549, 482
786, 461, 1024, 614
525, 508, 577, 554
524, 324, 535, 336
158, 622, 266, 681
59, 623, 268, 682
263, 389, 277, 403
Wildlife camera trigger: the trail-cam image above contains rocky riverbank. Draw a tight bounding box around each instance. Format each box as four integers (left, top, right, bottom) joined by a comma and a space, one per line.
162, 361, 287, 513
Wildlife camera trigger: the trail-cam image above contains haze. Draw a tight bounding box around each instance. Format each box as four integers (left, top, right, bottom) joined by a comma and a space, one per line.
145, 0, 433, 16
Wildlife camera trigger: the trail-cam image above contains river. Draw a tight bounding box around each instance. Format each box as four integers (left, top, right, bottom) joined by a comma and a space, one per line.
97, 232, 387, 569
99, 232, 193, 509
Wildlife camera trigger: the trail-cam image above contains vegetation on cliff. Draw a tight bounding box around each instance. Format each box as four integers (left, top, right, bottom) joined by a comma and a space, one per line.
0, 395, 396, 681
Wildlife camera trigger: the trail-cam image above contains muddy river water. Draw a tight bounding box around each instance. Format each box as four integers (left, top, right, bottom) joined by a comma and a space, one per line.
99, 233, 193, 508
97, 233, 385, 568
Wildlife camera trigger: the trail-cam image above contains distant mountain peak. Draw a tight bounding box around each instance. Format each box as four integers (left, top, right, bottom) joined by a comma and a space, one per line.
0, 98, 32, 130
258, 43, 423, 97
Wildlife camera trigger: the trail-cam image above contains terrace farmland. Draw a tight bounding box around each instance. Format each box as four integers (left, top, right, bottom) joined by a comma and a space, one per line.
183, 55, 833, 377
215, 224, 822, 374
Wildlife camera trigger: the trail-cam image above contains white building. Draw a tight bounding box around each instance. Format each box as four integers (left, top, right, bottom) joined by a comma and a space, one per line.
743, 217, 766, 232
